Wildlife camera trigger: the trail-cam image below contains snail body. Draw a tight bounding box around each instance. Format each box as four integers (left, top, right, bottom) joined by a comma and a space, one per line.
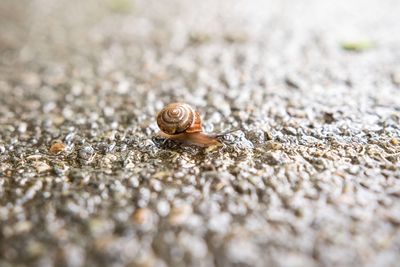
156, 103, 221, 147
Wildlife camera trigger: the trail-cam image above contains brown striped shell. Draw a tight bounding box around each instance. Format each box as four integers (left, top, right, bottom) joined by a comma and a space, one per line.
156, 103, 202, 135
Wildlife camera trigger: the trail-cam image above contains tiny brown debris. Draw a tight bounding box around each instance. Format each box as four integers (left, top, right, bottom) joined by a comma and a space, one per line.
189, 32, 212, 45
391, 71, 400, 86
390, 138, 399, 146
213, 181, 227, 191
132, 208, 152, 225
223, 32, 248, 43
265, 141, 282, 151
323, 112, 335, 124
313, 149, 324, 157
49, 142, 66, 154
384, 211, 400, 226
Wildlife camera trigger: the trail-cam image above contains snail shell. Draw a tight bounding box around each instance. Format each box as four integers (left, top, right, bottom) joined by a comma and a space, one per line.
157, 103, 202, 135
156, 102, 221, 147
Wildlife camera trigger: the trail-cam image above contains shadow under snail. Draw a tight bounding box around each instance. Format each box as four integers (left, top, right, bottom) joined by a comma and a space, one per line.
156, 103, 222, 147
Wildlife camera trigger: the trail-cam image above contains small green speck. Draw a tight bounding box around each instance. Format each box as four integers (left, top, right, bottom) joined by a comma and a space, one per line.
341, 40, 376, 52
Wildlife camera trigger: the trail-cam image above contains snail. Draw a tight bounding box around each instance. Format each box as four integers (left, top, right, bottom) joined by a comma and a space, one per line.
156, 103, 221, 147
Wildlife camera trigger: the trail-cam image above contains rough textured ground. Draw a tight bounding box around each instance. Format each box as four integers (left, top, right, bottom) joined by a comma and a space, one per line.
1, 0, 400, 266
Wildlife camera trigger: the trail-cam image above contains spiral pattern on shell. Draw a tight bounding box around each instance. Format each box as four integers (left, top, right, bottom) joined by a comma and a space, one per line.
157, 103, 196, 135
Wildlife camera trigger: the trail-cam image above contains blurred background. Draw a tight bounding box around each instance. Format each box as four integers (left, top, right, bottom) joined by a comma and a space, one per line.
1, 0, 400, 267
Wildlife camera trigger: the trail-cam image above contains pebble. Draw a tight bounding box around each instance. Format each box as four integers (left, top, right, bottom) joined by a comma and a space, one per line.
169, 205, 192, 225
157, 200, 171, 217
78, 145, 95, 160
246, 129, 265, 145
390, 138, 399, 146
53, 162, 69, 176
132, 208, 152, 225
208, 213, 232, 234
226, 237, 259, 265
0, 144, 5, 154
179, 233, 208, 258
18, 122, 28, 133
33, 161, 51, 173
391, 71, 400, 86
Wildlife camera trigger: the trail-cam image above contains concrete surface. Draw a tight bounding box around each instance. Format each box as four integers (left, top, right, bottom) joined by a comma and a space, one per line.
0, 0, 400, 266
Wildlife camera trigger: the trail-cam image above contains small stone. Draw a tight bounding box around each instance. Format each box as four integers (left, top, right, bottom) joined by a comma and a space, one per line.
88, 218, 114, 236
392, 71, 400, 86
22, 72, 41, 87
14, 221, 33, 233
0, 144, 5, 154
178, 233, 208, 258
100, 154, 117, 168
27, 241, 45, 258
390, 138, 399, 146
157, 200, 170, 217
18, 122, 28, 133
223, 32, 247, 43
169, 205, 192, 225
284, 127, 297, 136
285, 74, 306, 89
208, 213, 231, 233
385, 211, 400, 226
49, 142, 66, 154
265, 141, 282, 150
53, 162, 69, 176
68, 169, 90, 183
33, 161, 51, 173
323, 112, 336, 124
246, 129, 265, 145
78, 145, 95, 160
226, 237, 259, 264
26, 155, 43, 161
132, 208, 152, 225
263, 151, 286, 165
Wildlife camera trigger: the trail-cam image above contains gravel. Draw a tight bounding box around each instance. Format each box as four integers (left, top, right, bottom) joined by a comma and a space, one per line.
1, 0, 400, 266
